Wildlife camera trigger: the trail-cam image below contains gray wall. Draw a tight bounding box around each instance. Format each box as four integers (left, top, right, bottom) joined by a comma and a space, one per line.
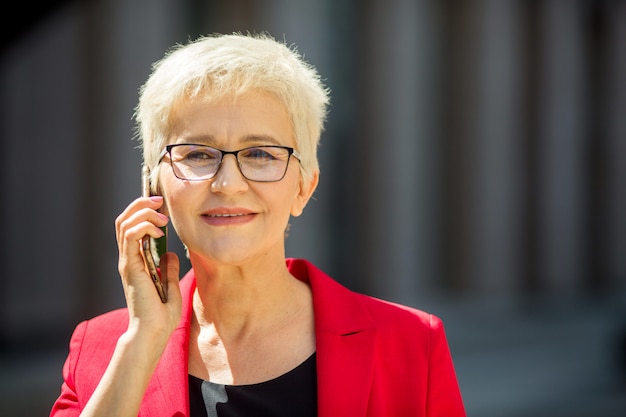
1, 0, 625, 415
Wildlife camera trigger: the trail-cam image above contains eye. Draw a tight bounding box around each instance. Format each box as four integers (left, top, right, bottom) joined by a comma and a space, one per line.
244, 147, 275, 160
173, 146, 220, 166
240, 147, 288, 162
185, 150, 216, 162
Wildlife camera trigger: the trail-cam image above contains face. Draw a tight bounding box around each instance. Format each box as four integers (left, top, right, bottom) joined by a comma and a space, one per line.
158, 90, 318, 267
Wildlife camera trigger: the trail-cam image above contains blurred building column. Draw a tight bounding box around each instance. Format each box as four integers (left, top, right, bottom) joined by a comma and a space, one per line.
357, 0, 444, 304
470, 0, 526, 295
536, 0, 589, 295
1, 4, 84, 345
604, 2, 626, 290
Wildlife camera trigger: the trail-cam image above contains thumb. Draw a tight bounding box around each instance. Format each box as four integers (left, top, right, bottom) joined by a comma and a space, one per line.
160, 252, 181, 302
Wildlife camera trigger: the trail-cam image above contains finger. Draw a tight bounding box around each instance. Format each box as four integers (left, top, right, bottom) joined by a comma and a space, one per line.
117, 223, 166, 275
117, 208, 168, 254
117, 217, 167, 283
115, 196, 165, 241
160, 252, 183, 328
160, 252, 180, 298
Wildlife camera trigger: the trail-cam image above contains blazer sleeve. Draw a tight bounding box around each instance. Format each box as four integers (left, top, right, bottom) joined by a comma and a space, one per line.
49, 309, 127, 416
426, 315, 466, 417
49, 320, 88, 417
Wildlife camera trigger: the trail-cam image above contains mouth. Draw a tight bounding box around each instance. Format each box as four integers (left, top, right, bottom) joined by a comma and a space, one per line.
201, 208, 257, 224
204, 213, 250, 218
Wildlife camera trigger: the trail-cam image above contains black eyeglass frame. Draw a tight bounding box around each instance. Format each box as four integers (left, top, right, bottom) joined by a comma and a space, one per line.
158, 143, 302, 182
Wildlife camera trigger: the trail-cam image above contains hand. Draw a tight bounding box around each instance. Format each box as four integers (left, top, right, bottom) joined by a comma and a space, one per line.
115, 196, 182, 343
75, 197, 183, 417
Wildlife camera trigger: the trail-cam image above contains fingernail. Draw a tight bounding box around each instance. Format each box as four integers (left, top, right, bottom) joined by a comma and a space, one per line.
150, 196, 163, 202
158, 213, 169, 222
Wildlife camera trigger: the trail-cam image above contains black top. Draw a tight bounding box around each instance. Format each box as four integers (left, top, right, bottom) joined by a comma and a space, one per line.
188, 353, 317, 417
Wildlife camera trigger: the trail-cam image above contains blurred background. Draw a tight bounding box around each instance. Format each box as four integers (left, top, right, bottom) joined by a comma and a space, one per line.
1, 0, 625, 415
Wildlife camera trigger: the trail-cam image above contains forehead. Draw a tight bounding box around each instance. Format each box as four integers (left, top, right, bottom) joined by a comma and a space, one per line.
168, 90, 295, 146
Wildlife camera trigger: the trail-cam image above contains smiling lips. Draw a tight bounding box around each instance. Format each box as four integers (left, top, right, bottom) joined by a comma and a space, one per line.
207, 213, 248, 217
201, 208, 256, 225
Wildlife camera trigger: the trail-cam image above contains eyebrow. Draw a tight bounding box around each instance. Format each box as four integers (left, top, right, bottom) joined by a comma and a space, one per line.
174, 134, 283, 146
241, 134, 282, 146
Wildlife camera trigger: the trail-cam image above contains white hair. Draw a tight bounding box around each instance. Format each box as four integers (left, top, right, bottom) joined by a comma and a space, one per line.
134, 32, 330, 190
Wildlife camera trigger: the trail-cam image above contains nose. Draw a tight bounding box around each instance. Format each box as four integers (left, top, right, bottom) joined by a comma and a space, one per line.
210, 154, 249, 194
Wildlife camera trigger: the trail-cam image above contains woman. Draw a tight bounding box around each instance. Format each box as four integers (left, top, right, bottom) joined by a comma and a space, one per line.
50, 33, 466, 417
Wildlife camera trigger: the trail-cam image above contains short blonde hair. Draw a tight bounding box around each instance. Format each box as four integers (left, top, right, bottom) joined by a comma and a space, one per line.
134, 32, 330, 190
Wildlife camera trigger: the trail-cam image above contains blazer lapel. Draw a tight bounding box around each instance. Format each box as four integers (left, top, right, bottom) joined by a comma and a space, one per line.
302, 261, 377, 417
316, 327, 377, 417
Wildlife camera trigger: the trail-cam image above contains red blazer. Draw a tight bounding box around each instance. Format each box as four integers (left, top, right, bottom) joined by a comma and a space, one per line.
50, 258, 466, 416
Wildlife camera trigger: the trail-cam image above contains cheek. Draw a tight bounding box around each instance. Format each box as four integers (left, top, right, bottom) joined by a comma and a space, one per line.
159, 175, 189, 223
161, 192, 194, 247
164, 187, 190, 217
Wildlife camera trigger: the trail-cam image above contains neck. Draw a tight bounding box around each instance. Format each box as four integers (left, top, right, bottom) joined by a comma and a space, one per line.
190, 258, 310, 342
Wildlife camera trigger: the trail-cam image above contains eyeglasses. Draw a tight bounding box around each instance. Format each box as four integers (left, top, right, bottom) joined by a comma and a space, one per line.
160, 144, 301, 182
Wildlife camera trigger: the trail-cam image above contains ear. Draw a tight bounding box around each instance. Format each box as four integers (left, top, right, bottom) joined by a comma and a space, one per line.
290, 171, 319, 217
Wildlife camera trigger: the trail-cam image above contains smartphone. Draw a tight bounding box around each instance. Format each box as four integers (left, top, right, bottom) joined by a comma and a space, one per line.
141, 165, 168, 303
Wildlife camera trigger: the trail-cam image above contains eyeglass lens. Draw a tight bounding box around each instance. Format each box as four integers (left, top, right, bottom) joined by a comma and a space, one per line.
168, 145, 293, 182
